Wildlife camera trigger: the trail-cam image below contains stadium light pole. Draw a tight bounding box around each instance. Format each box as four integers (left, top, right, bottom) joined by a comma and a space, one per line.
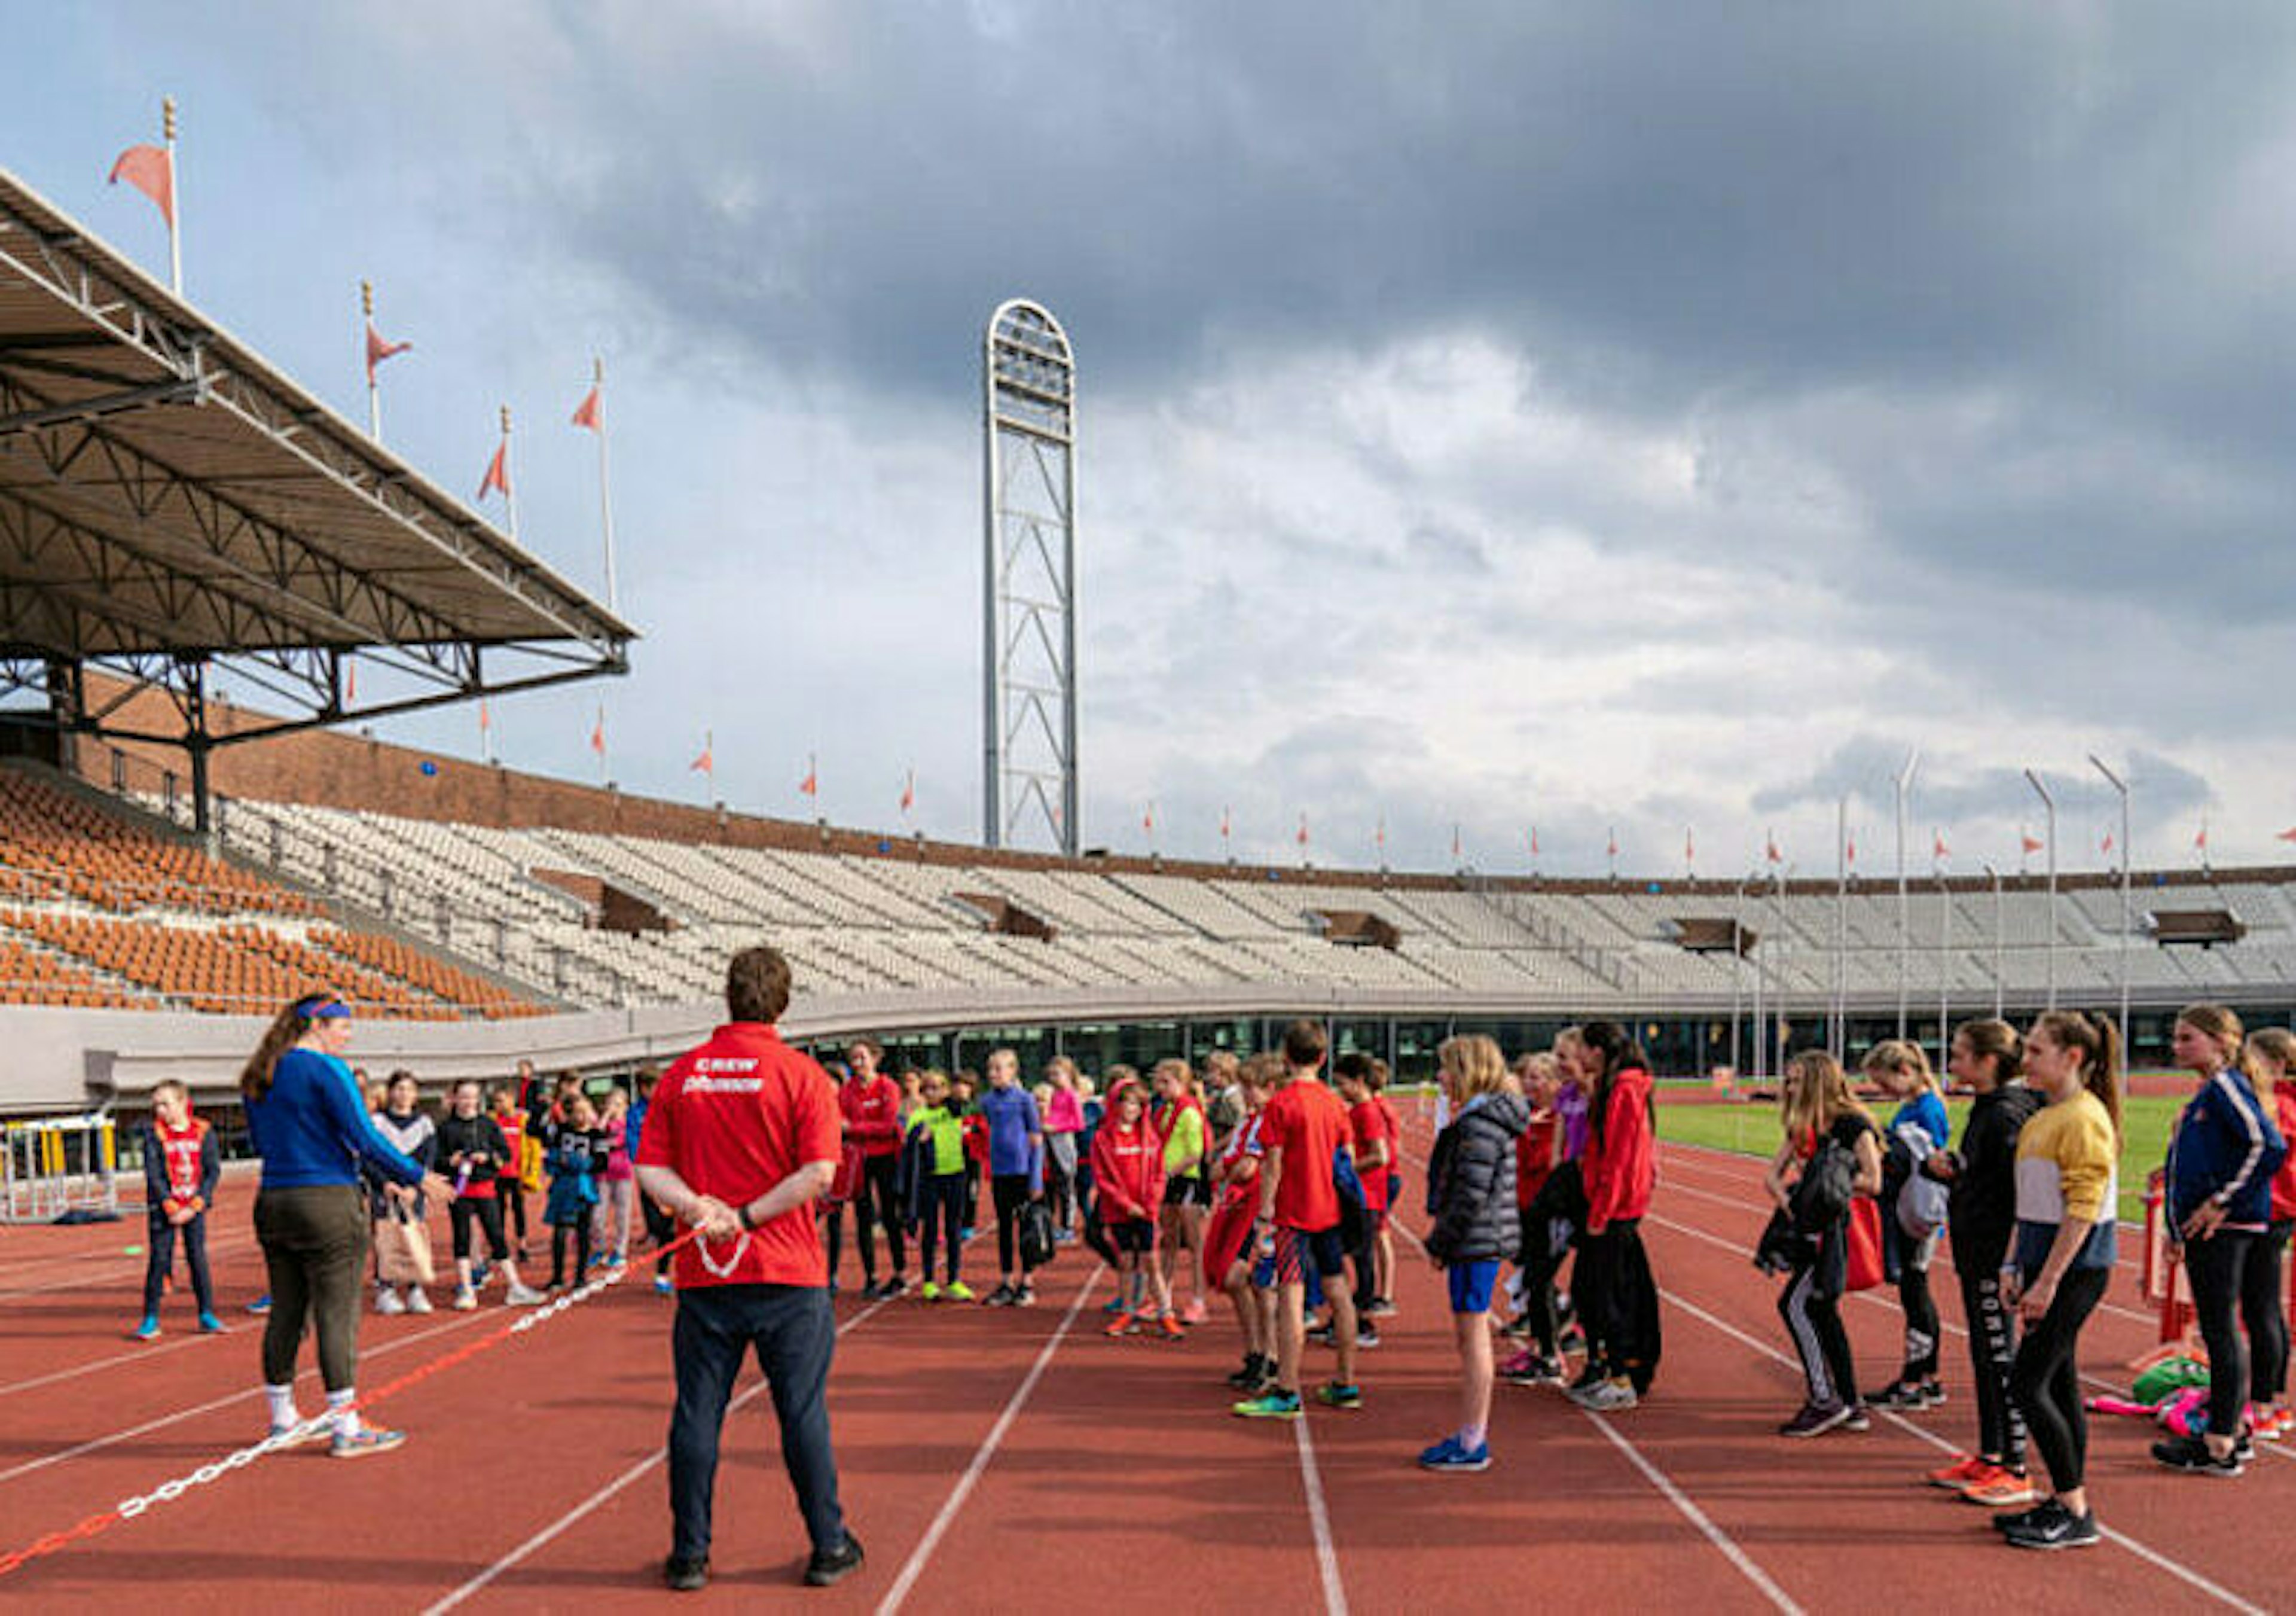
1982, 860, 2005, 1020
2090, 754, 2132, 1059
1833, 792, 1849, 1060
1895, 749, 1919, 1041
1772, 861, 1793, 1072
1732, 871, 1757, 1081
1935, 867, 1952, 1077
2025, 769, 2059, 1010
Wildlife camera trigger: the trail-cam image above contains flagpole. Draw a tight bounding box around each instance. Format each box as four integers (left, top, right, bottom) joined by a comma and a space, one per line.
501, 406, 518, 544
362, 280, 382, 440
163, 97, 182, 296
590, 358, 619, 613
1833, 792, 1848, 1060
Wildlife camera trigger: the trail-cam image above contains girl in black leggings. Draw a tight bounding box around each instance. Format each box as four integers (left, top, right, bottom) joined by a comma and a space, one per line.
2245, 1029, 2296, 1438
1999, 1010, 2121, 1551
1763, 1051, 1883, 1437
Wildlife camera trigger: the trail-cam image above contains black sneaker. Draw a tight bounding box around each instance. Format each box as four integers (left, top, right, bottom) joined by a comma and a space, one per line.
663, 1554, 709, 1592
1993, 1500, 2056, 1534
1866, 1382, 1925, 1408
2152, 1433, 2244, 1477
804, 1531, 865, 1587
1355, 1325, 1381, 1349
1502, 1354, 1564, 1388
1778, 1401, 1851, 1438
1014, 1285, 1037, 1307
2004, 1502, 2098, 1551
1840, 1403, 1873, 1432
1918, 1380, 1948, 1408
1228, 1353, 1267, 1389
984, 1283, 1016, 1307
1568, 1362, 1607, 1395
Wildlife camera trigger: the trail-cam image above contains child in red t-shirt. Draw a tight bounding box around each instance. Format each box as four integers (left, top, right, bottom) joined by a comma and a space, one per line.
1335, 1053, 1394, 1334
1502, 1053, 1567, 1386
135, 1080, 222, 1340
1093, 1077, 1177, 1338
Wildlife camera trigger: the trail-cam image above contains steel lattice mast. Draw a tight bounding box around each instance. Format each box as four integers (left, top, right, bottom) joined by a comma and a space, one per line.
982, 300, 1079, 855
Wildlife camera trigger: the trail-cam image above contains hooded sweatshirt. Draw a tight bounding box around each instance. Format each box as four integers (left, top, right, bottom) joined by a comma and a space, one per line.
1089, 1114, 1166, 1224
1580, 1067, 1656, 1233
2166, 1065, 2288, 1230
1426, 1090, 1529, 1264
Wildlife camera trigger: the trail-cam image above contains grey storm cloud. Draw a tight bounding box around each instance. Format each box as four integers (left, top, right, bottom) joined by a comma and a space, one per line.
1754, 737, 2211, 834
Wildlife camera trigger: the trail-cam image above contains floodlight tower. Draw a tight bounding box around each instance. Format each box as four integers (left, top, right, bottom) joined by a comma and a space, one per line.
982, 299, 1079, 855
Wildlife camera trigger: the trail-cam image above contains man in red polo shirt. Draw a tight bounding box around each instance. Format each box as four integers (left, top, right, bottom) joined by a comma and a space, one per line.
635, 946, 863, 1592
1234, 1019, 1362, 1420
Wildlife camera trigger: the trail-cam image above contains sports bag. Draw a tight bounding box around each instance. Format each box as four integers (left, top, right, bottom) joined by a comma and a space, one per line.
1018, 1197, 1057, 1272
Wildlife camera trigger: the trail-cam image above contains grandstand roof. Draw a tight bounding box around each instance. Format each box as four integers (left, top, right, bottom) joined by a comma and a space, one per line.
0, 163, 628, 739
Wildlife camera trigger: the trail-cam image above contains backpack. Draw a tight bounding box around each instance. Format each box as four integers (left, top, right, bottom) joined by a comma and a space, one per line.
1333, 1146, 1369, 1253
1018, 1198, 1057, 1272
1791, 1137, 1857, 1235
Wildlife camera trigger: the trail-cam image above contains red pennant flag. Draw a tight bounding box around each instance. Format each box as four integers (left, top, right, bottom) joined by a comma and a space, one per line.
1220, 806, 1231, 840
799, 763, 818, 797
1530, 827, 1540, 858
2021, 833, 2045, 854
1377, 817, 1388, 850
477, 443, 511, 502
1932, 830, 1949, 861
2195, 823, 2208, 851
365, 321, 411, 383
344, 655, 357, 704
108, 144, 175, 227
2100, 831, 2115, 855
588, 709, 606, 756
900, 770, 915, 813
2278, 828, 2296, 844
1684, 828, 1695, 864
690, 734, 713, 775
1451, 825, 1461, 860
571, 386, 603, 432
1606, 830, 1619, 859
1764, 832, 1782, 864
1846, 832, 1858, 866
1297, 813, 1310, 847
477, 700, 490, 733
1143, 804, 1155, 834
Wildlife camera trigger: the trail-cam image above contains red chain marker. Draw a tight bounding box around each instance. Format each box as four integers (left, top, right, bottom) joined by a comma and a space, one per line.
0, 1225, 707, 1579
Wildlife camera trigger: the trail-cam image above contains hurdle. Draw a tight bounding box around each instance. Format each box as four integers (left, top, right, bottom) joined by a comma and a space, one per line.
2, 1114, 120, 1222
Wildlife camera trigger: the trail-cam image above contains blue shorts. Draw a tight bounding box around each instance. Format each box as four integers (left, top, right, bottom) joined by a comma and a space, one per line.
1447, 1258, 1501, 1316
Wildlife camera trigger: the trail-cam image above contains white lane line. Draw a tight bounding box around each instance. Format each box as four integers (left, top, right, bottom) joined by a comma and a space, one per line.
1661, 1285, 2266, 1613
0, 1308, 493, 1487
1578, 1408, 1802, 1615
1294, 1412, 1348, 1616
877, 1267, 1105, 1615
425, 1292, 897, 1615
0, 1330, 225, 1399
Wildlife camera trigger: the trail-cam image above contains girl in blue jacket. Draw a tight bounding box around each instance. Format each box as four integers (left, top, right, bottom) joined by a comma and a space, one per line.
2157, 1004, 2288, 1476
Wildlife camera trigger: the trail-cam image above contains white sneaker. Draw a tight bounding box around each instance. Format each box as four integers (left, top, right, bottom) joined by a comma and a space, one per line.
453, 1288, 478, 1312
375, 1288, 406, 1316
505, 1282, 546, 1306
404, 1289, 433, 1315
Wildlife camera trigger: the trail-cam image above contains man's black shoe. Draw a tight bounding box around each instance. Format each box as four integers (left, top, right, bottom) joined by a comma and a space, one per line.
664, 1554, 709, 1592
805, 1531, 865, 1588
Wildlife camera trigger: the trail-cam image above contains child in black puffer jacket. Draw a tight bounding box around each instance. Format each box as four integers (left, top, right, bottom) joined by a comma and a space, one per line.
1421, 1034, 1529, 1472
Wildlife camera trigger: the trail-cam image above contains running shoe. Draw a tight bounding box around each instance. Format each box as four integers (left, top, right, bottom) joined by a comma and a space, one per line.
506, 1283, 547, 1306
2266, 1406, 2295, 1440
1840, 1404, 1872, 1432
1228, 1353, 1269, 1389
1867, 1382, 1925, 1408
945, 1280, 976, 1302
404, 1288, 433, 1315
654, 1274, 675, 1297
1579, 1377, 1639, 1413
329, 1426, 407, 1459
1104, 1310, 1139, 1338
1015, 1285, 1037, 1307
803, 1532, 865, 1588
1315, 1382, 1364, 1410
196, 1312, 226, 1334
1927, 1454, 1987, 1489
1183, 1297, 1210, 1325
453, 1287, 478, 1312
920, 1281, 942, 1303
1498, 1315, 1533, 1339
1778, 1401, 1851, 1438
1501, 1352, 1564, 1388
1102, 1294, 1129, 1315
265, 1421, 332, 1451
2002, 1501, 2099, 1551
1306, 1321, 1336, 1347
1232, 1389, 1302, 1420
1158, 1314, 1186, 1341
2151, 1433, 2244, 1477
1418, 1435, 1492, 1472
246, 1295, 271, 1315
663, 1554, 709, 1593
1962, 1468, 2041, 1508
1366, 1297, 1399, 1320
985, 1283, 1017, 1308
375, 1288, 406, 1316
1355, 1325, 1382, 1350
129, 1316, 160, 1342
1992, 1501, 2054, 1533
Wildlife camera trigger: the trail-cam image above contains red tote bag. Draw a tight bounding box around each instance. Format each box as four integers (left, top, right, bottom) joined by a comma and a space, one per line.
1844, 1196, 1885, 1292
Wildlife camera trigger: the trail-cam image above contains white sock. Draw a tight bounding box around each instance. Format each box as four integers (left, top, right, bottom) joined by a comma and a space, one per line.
327, 1388, 359, 1437
265, 1383, 299, 1429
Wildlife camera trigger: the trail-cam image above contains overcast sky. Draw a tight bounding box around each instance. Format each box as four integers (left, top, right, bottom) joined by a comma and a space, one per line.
11, 2, 2296, 874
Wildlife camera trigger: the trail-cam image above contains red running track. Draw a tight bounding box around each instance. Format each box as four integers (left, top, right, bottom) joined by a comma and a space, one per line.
0, 1118, 2283, 1612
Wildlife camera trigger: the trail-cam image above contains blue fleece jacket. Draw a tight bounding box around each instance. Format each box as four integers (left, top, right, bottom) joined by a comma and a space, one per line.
2166, 1067, 2288, 1228
979, 1084, 1043, 1189
246, 1047, 426, 1191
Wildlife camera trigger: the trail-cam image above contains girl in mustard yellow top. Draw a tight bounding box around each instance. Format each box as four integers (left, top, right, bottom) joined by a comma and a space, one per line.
1999, 1010, 2121, 1553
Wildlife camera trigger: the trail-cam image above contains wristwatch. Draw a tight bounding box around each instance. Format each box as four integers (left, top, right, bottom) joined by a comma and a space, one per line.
737, 1200, 758, 1232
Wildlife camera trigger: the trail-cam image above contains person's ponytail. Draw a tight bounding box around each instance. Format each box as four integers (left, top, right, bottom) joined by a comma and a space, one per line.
240, 999, 319, 1103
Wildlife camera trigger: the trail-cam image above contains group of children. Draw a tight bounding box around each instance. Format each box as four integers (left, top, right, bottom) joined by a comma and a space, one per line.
1759, 1002, 2295, 1553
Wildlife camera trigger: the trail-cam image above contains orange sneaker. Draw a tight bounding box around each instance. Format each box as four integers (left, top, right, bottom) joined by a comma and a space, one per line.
1103, 1311, 1137, 1338
1962, 1466, 2042, 1508
1159, 1314, 1187, 1341
1926, 1455, 1986, 1490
